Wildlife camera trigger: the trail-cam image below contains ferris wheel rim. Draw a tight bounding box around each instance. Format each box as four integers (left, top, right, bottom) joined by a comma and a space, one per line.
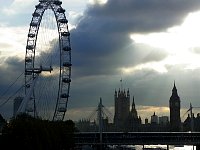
24, 0, 71, 121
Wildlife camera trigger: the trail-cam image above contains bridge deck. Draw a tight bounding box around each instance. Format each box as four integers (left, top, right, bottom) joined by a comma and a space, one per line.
75, 132, 200, 145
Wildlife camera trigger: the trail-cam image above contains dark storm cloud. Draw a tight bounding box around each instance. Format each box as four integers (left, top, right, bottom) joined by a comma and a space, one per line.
0, 56, 24, 84
71, 0, 200, 79
125, 64, 200, 108
77, 0, 200, 33
67, 0, 200, 109
2, 0, 200, 120
69, 63, 200, 110
0, 56, 24, 119
0, 57, 24, 104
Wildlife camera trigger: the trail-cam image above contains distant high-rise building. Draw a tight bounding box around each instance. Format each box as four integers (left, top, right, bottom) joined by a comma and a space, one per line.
151, 112, 158, 124
13, 96, 23, 117
169, 81, 181, 131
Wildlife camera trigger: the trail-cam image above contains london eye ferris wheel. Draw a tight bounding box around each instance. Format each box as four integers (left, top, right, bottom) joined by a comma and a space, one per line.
19, 0, 72, 121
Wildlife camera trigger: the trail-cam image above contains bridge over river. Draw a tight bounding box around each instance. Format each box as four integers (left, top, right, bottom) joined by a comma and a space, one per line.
75, 132, 200, 147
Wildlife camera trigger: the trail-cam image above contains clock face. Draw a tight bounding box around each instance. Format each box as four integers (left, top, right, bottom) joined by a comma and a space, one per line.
175, 102, 179, 107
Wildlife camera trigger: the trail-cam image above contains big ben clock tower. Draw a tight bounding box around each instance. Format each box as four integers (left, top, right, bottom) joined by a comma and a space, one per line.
169, 81, 181, 131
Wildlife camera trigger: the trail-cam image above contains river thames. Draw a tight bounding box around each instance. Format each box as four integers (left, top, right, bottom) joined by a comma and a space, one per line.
102, 145, 197, 150
134, 145, 196, 150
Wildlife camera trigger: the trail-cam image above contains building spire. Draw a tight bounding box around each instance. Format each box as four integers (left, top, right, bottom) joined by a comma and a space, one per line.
130, 95, 138, 118
120, 78, 123, 90
173, 80, 176, 89
172, 80, 178, 95
132, 96, 135, 109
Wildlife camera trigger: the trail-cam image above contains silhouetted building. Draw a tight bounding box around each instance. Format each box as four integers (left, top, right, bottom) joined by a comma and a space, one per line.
76, 119, 98, 132
127, 96, 141, 131
114, 89, 141, 131
0, 114, 6, 133
139, 112, 170, 132
13, 96, 23, 117
194, 113, 200, 131
159, 116, 169, 125
76, 82, 187, 132
183, 113, 200, 132
183, 114, 191, 131
169, 82, 181, 131
145, 118, 148, 124
151, 112, 158, 124
114, 89, 130, 130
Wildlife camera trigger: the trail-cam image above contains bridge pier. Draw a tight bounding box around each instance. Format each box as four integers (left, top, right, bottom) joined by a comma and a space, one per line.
196, 145, 200, 150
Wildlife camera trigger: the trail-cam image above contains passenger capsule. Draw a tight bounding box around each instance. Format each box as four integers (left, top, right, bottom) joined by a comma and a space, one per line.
57, 8, 65, 13
25, 84, 30, 88
28, 33, 35, 38
53, 1, 62, 5
26, 45, 34, 50
61, 32, 70, 36
35, 4, 43, 9
60, 93, 69, 98
32, 12, 40, 17
30, 22, 38, 27
62, 78, 71, 83
25, 57, 32, 62
63, 62, 72, 67
58, 19, 68, 24
63, 46, 71, 51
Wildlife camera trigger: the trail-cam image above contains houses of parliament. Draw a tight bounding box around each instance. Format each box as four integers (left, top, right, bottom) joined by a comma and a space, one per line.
76, 82, 200, 132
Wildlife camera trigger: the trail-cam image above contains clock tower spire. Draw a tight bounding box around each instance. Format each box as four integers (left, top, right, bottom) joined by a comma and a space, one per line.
169, 81, 181, 131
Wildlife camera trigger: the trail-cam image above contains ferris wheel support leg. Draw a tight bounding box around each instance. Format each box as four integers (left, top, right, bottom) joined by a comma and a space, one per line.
17, 74, 39, 116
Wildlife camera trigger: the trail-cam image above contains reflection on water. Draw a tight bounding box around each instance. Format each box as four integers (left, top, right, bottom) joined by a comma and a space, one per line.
81, 145, 196, 150
171, 145, 195, 150
134, 145, 195, 150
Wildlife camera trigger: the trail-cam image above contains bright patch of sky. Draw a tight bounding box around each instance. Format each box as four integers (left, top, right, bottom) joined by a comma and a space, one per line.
0, 0, 90, 59
89, 0, 108, 4
1, 0, 35, 16
130, 11, 200, 73
0, 25, 27, 58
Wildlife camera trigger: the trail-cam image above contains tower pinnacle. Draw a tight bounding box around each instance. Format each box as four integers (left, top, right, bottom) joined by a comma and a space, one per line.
173, 80, 177, 91
169, 81, 181, 131
120, 78, 123, 90
132, 96, 135, 110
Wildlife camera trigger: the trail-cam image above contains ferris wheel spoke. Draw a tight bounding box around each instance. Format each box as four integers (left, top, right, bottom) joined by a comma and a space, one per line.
22, 0, 71, 121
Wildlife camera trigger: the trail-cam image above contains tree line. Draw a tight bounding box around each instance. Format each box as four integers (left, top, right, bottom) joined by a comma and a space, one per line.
0, 113, 77, 150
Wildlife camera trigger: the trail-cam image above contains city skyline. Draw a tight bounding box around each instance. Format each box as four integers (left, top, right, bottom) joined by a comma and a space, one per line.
1, 0, 200, 121
71, 83, 197, 124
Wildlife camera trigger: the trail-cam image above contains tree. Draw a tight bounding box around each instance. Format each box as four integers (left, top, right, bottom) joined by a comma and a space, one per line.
1, 113, 76, 150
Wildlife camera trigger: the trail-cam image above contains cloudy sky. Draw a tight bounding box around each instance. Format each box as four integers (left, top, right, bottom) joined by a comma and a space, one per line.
1, 0, 200, 122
